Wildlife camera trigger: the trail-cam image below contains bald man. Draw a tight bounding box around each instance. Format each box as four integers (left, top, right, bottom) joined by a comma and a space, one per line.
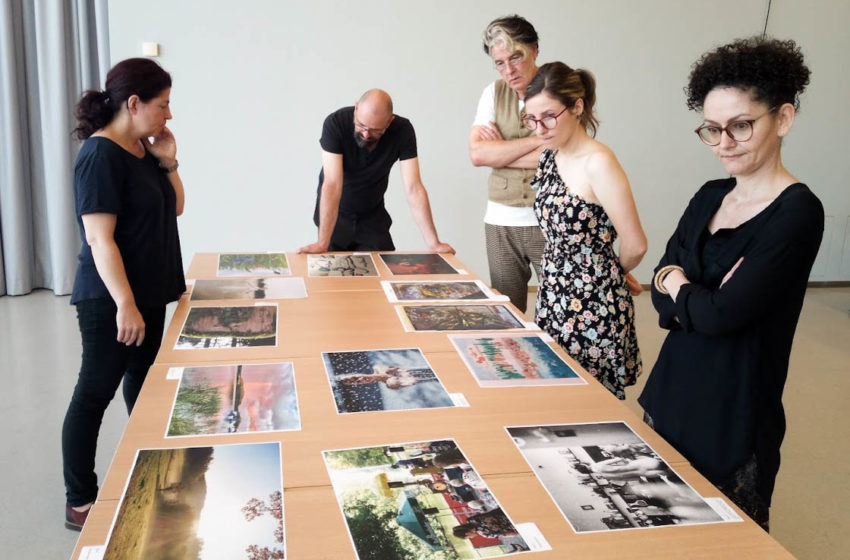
298, 89, 454, 254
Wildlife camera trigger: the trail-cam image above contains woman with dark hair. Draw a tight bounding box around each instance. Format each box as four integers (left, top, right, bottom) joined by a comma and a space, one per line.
523, 62, 647, 400
62, 57, 186, 530
638, 37, 823, 530
469, 15, 546, 313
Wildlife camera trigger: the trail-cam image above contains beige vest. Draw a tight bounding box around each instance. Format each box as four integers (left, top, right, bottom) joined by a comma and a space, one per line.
488, 80, 537, 207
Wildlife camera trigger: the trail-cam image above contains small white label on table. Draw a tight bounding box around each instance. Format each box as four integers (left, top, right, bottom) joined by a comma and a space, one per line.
185, 278, 195, 287
524, 321, 541, 331
515, 522, 551, 551
493, 294, 510, 301
166, 367, 184, 380
449, 393, 470, 407
79, 545, 106, 560
456, 268, 468, 275
705, 497, 744, 522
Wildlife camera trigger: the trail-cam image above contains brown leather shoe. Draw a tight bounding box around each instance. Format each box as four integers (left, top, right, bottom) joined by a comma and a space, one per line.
65, 504, 90, 531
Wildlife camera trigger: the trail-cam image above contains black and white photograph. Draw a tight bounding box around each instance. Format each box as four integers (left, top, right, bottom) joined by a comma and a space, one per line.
506, 422, 726, 533
308, 254, 379, 277
190, 277, 307, 301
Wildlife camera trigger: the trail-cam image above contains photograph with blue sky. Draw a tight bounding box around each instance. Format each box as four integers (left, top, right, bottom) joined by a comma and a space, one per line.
103, 442, 284, 559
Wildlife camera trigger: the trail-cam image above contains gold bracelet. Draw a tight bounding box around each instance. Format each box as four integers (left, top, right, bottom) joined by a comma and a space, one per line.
654, 265, 684, 295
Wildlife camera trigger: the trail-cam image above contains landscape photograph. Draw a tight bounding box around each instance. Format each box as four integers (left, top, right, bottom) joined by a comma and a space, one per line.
167, 363, 300, 437
175, 305, 278, 349
103, 442, 284, 559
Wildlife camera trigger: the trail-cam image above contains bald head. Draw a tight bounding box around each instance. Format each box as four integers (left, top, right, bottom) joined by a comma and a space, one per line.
353, 89, 395, 148
357, 89, 394, 120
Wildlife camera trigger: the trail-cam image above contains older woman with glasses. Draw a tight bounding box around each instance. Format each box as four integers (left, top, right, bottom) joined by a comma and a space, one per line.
638, 37, 823, 531
523, 62, 647, 400
469, 15, 546, 313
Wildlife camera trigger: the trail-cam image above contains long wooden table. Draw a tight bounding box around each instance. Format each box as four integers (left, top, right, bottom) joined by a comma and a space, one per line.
70, 252, 794, 559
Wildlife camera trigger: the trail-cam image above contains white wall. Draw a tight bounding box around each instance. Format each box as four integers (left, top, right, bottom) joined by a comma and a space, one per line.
107, 0, 850, 282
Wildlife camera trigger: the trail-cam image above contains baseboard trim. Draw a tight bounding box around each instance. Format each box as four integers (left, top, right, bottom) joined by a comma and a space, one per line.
807, 281, 850, 288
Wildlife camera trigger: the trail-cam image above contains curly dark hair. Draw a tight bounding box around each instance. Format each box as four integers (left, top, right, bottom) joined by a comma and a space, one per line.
685, 36, 810, 112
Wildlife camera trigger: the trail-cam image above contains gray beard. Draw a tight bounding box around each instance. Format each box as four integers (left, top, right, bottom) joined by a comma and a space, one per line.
353, 130, 378, 149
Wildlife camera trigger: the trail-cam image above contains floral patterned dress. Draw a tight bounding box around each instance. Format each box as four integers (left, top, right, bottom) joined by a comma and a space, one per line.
533, 149, 641, 399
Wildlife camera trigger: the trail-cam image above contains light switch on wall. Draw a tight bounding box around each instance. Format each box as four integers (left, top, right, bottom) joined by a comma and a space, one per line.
142, 42, 160, 57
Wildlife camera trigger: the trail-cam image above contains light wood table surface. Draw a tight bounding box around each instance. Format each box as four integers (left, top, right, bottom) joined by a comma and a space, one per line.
154, 289, 532, 363
186, 251, 476, 291
70, 252, 794, 559
94, 352, 689, 499
74, 469, 793, 560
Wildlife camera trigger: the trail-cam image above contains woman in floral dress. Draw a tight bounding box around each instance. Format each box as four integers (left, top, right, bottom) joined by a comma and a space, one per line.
523, 62, 647, 399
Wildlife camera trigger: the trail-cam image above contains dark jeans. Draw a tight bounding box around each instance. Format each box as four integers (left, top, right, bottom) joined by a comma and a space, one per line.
61, 298, 165, 506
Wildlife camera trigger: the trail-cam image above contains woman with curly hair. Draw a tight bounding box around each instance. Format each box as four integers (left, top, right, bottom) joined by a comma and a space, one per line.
638, 37, 823, 530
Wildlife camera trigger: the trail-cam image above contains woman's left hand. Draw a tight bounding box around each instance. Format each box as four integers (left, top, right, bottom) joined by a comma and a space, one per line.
721, 257, 744, 288
624, 272, 643, 296
144, 126, 177, 166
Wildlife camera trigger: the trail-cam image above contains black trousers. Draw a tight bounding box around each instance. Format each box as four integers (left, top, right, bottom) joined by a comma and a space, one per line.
61, 298, 165, 506
327, 211, 395, 251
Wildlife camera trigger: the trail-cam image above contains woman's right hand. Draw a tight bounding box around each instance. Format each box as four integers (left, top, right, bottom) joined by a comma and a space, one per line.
116, 302, 145, 346
624, 272, 643, 296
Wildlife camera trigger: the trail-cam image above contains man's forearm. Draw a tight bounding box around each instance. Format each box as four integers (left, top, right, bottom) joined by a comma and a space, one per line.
470, 134, 542, 168
316, 183, 342, 247
407, 183, 441, 246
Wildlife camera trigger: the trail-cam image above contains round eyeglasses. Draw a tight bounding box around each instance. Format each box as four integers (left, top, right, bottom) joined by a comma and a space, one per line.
694, 107, 777, 146
493, 52, 526, 72
521, 106, 569, 131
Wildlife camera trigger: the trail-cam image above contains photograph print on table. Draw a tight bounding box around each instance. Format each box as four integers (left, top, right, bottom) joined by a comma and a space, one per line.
323, 439, 529, 560
379, 253, 459, 275
449, 333, 585, 387
322, 348, 454, 414
381, 280, 499, 303
166, 363, 301, 437
103, 442, 284, 560
307, 253, 379, 277
190, 277, 307, 301
398, 304, 527, 332
506, 422, 727, 533
217, 252, 291, 277
175, 305, 278, 349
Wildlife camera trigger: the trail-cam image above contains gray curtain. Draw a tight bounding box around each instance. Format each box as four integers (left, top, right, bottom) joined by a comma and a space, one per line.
0, 0, 109, 296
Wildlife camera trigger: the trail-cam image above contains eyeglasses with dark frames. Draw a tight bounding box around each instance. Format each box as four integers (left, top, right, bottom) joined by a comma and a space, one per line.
694, 107, 778, 146
354, 117, 389, 136
521, 106, 569, 131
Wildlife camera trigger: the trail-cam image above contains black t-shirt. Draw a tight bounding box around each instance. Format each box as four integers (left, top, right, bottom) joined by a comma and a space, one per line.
314, 106, 417, 223
70, 137, 186, 307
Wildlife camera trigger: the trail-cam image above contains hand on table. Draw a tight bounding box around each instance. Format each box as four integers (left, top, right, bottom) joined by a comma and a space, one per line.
297, 241, 329, 254
429, 241, 456, 254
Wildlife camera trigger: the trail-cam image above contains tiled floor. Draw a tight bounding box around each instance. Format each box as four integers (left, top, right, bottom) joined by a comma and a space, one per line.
2, 288, 847, 559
